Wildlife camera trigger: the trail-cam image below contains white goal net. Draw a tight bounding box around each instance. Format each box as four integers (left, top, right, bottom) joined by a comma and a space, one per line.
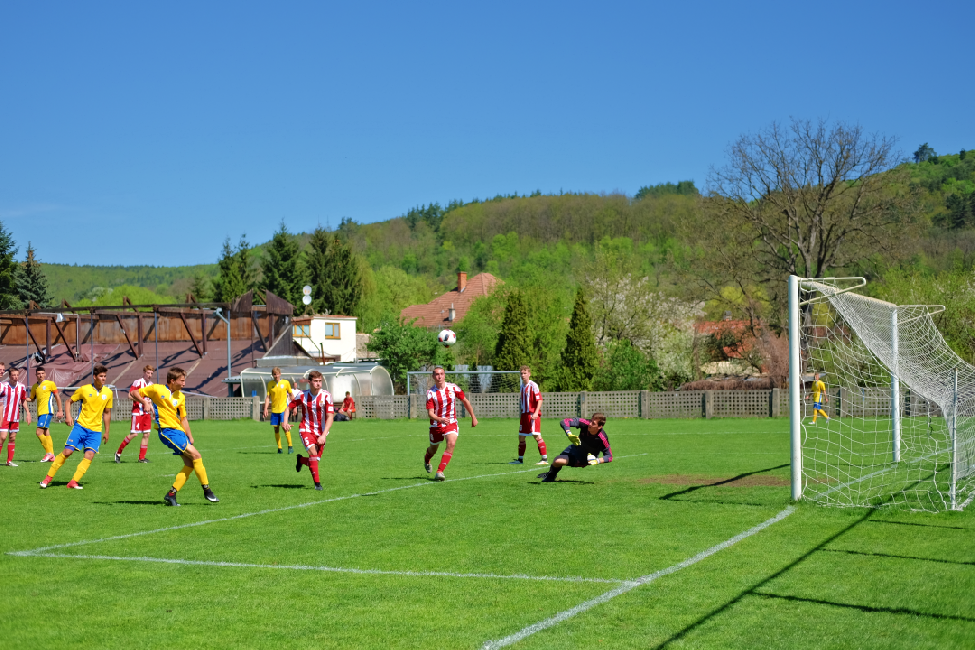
791, 276, 975, 511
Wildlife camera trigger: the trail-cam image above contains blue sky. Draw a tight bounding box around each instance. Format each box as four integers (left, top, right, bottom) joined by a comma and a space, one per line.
1, 0, 972, 266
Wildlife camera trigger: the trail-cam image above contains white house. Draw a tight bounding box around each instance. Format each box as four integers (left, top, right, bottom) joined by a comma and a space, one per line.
292, 315, 358, 362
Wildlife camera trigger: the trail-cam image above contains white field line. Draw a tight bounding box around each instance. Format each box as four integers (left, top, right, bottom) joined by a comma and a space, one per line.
481, 505, 796, 650
10, 453, 648, 558
14, 553, 624, 584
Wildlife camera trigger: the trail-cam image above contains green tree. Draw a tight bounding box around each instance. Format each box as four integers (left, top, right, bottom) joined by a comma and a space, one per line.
556, 287, 598, 391
189, 274, 211, 302
0, 221, 19, 309
593, 339, 664, 391
212, 235, 257, 302
16, 242, 51, 307
307, 227, 364, 315
367, 317, 447, 392
913, 143, 937, 163
634, 180, 699, 201
494, 290, 532, 371
260, 222, 303, 308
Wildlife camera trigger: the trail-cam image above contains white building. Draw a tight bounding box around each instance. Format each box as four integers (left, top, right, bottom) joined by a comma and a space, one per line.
292, 315, 358, 362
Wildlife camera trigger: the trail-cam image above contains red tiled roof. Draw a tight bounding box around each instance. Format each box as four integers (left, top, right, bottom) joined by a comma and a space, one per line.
400, 272, 501, 329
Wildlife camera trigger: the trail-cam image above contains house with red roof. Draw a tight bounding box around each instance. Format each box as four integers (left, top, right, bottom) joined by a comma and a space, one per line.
400, 272, 500, 329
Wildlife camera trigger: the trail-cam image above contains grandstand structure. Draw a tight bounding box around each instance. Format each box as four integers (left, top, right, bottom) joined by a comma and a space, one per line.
0, 290, 301, 396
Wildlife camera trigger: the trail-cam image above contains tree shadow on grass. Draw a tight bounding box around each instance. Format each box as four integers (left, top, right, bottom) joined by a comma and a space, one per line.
657, 464, 789, 501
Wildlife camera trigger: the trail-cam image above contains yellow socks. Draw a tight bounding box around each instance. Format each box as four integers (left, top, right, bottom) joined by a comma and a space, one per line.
172, 463, 194, 491
43, 435, 54, 455
72, 458, 92, 483
275, 431, 282, 449
193, 458, 209, 486
47, 453, 67, 478
285, 430, 293, 446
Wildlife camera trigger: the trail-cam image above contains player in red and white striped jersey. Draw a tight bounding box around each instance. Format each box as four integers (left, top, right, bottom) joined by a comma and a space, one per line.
509, 365, 548, 466
0, 367, 32, 467
284, 370, 334, 490
424, 366, 478, 481
116, 365, 155, 464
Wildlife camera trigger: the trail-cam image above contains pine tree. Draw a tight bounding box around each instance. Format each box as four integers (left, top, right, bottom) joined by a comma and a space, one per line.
494, 290, 532, 371
260, 222, 303, 308
307, 227, 363, 315
556, 287, 598, 391
16, 242, 51, 307
0, 221, 18, 309
189, 274, 211, 302
212, 235, 257, 302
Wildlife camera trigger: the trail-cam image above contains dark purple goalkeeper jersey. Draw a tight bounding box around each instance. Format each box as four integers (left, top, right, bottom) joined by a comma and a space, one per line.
559, 417, 613, 462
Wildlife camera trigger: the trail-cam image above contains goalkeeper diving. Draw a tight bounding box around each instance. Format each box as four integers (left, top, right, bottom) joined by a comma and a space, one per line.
537, 413, 612, 482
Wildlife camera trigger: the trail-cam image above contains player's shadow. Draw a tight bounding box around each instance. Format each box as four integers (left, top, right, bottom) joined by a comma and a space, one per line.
250, 484, 307, 489
534, 479, 595, 484
657, 464, 789, 501
95, 500, 163, 506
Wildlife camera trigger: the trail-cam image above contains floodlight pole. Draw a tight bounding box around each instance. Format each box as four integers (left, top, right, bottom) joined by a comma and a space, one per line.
891, 308, 901, 463
215, 308, 233, 397
789, 275, 803, 501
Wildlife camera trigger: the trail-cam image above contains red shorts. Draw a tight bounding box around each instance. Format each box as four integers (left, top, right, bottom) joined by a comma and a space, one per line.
0, 418, 18, 433
131, 413, 153, 434
428, 422, 459, 445
299, 429, 327, 453
519, 413, 541, 435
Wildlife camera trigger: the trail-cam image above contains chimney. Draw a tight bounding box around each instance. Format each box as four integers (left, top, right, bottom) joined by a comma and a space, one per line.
457, 271, 467, 293
448, 303, 456, 321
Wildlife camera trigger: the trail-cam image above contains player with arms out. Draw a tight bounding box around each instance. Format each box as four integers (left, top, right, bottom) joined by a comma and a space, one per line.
40, 366, 111, 489
116, 365, 155, 463
509, 365, 547, 465
537, 412, 612, 482
28, 366, 63, 463
806, 372, 830, 424
424, 366, 478, 481
0, 366, 32, 467
263, 367, 294, 454
132, 366, 218, 506
283, 370, 333, 490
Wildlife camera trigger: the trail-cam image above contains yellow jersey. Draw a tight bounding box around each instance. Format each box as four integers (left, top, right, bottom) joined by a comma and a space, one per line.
268, 379, 292, 413
70, 384, 113, 431
31, 380, 58, 416
812, 380, 826, 402
139, 384, 186, 432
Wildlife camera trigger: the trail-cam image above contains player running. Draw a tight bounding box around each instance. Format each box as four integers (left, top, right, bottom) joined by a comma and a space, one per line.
0, 367, 32, 467
509, 365, 548, 465
283, 370, 333, 490
263, 367, 294, 454
537, 413, 612, 482
40, 365, 111, 489
116, 365, 155, 463
29, 366, 63, 463
424, 366, 478, 481
807, 372, 830, 424
132, 366, 218, 506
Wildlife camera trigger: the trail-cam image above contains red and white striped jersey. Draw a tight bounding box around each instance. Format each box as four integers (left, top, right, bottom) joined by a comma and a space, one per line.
427, 382, 465, 428
289, 389, 334, 435
520, 380, 542, 415
130, 378, 152, 415
1, 382, 27, 422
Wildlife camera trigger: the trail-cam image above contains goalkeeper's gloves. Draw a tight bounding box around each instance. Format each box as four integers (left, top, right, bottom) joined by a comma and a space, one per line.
565, 429, 581, 445
587, 454, 599, 465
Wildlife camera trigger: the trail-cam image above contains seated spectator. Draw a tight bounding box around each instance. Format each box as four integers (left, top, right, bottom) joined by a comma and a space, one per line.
335, 392, 356, 421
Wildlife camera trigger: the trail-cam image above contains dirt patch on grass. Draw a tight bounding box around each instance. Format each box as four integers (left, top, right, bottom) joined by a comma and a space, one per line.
639, 473, 789, 487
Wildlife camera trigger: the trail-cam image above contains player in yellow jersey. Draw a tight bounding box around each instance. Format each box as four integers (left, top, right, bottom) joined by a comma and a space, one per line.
806, 372, 830, 424
40, 365, 112, 490
263, 367, 294, 454
28, 366, 64, 462
132, 366, 218, 506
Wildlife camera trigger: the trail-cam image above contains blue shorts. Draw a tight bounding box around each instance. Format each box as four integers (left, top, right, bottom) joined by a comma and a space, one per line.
270, 412, 285, 426
813, 401, 823, 410
37, 414, 53, 429
66, 424, 102, 453
159, 427, 190, 455
557, 445, 591, 468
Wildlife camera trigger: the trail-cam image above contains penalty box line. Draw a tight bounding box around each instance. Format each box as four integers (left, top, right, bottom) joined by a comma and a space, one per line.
481, 505, 796, 650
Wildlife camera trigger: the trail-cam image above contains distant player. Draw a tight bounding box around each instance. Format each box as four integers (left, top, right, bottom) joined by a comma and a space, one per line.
807, 372, 830, 424
335, 391, 355, 421
263, 367, 294, 454
116, 365, 155, 463
40, 365, 111, 489
509, 365, 547, 465
132, 366, 218, 506
0, 367, 32, 467
283, 370, 333, 490
424, 366, 478, 481
537, 413, 612, 482
29, 366, 63, 462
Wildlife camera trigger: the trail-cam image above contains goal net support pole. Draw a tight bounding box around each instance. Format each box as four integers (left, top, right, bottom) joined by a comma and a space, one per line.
788, 275, 802, 501
891, 308, 901, 463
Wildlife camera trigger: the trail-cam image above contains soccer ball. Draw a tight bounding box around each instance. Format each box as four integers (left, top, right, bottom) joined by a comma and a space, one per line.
438, 329, 457, 347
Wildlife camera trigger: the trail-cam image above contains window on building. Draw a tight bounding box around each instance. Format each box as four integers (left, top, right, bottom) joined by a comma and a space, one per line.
293, 324, 311, 338
322, 323, 340, 339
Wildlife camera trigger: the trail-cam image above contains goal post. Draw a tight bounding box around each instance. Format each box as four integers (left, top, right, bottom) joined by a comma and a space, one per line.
407, 369, 523, 397
789, 274, 970, 511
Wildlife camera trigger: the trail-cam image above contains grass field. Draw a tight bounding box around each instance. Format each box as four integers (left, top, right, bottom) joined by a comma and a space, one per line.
2, 417, 974, 649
